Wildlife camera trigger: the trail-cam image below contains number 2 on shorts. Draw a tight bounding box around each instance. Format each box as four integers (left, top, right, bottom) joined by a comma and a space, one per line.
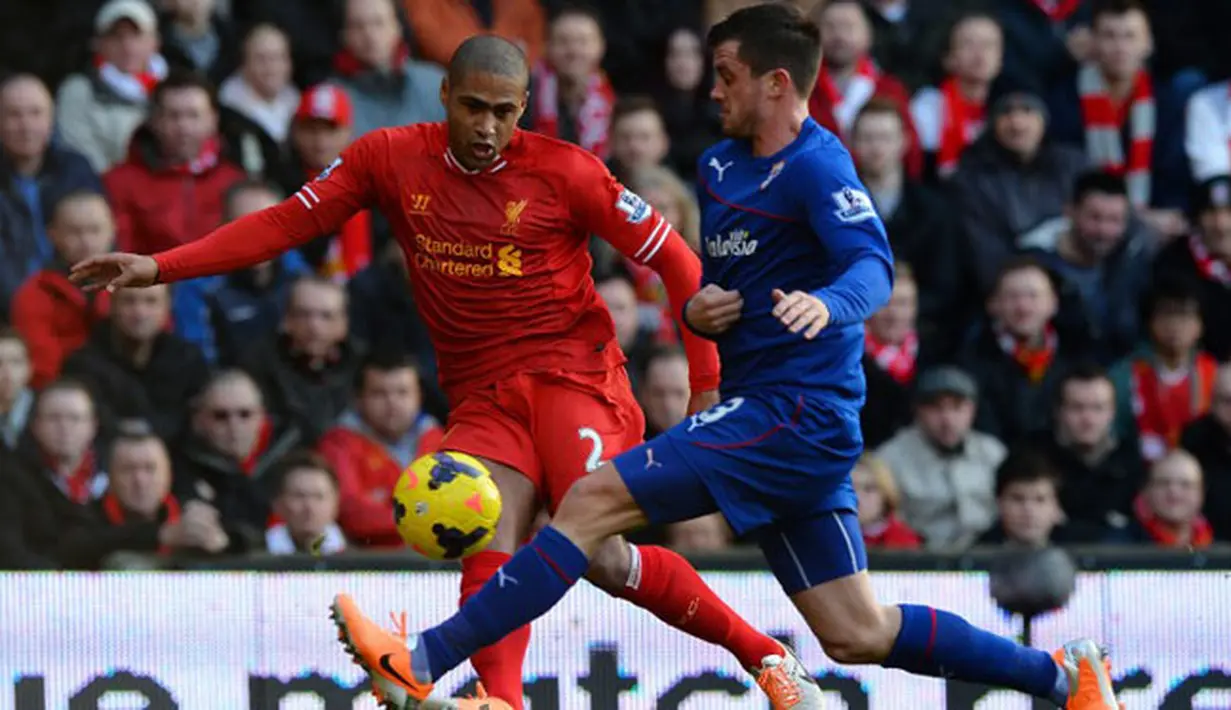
578, 427, 604, 472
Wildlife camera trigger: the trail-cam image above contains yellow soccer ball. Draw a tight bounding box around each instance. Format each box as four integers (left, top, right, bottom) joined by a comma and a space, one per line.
392, 451, 502, 560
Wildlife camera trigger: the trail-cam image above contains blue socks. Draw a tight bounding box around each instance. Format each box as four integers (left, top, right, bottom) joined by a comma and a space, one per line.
418, 526, 589, 680
884, 604, 1067, 705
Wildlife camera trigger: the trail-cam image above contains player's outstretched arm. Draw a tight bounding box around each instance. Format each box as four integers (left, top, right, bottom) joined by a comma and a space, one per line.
570, 155, 721, 403
72, 135, 381, 291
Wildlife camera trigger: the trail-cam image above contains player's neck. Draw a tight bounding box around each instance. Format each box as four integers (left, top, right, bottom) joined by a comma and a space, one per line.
751, 105, 810, 158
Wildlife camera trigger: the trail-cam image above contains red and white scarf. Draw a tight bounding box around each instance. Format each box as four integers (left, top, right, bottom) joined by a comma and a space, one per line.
996, 325, 1058, 384
1079, 64, 1155, 207
865, 329, 918, 384
937, 78, 986, 177
1188, 234, 1231, 285
166, 135, 221, 176
1030, 0, 1083, 22
531, 60, 615, 158
1133, 494, 1214, 548
819, 57, 880, 135
94, 54, 168, 103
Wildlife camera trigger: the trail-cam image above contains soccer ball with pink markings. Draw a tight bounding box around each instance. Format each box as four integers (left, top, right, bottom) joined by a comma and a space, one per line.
392, 451, 502, 560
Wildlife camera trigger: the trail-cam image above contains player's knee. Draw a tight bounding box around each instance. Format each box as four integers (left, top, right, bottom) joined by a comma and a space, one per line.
552, 464, 643, 548
817, 607, 898, 664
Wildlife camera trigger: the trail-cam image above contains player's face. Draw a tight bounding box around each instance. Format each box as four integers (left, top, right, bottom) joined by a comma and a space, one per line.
711, 40, 762, 139
443, 72, 527, 170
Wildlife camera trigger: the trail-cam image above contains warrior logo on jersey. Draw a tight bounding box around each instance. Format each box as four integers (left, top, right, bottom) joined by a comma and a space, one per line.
316, 158, 342, 182
615, 188, 651, 224
832, 187, 877, 223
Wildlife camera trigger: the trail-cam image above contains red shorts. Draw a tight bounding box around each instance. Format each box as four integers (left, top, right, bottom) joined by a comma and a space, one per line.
440, 367, 644, 510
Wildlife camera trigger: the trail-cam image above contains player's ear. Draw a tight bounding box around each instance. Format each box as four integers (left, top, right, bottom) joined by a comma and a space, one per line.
768, 68, 793, 99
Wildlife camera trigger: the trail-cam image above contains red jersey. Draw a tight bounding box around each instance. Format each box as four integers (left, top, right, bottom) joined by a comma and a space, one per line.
153, 124, 719, 402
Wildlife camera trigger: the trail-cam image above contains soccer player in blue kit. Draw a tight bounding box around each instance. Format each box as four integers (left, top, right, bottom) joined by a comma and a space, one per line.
330, 4, 1122, 709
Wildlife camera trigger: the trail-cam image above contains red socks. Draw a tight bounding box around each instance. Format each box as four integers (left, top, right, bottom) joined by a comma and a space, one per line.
617, 544, 782, 669
460, 551, 530, 710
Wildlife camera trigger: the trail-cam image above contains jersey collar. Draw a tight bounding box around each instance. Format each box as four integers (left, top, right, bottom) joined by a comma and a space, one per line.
442, 131, 523, 176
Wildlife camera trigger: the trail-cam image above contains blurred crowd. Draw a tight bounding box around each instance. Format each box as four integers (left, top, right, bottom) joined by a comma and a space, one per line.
2, 0, 1231, 570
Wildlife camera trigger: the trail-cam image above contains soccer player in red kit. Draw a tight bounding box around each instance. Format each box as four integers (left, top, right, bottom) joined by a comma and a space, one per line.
73, 36, 818, 710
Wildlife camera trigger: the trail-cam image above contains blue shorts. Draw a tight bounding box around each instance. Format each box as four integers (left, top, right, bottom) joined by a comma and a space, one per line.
613, 390, 868, 595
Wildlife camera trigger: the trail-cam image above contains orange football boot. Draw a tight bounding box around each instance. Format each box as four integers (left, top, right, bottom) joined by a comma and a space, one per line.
1052, 639, 1123, 710
330, 594, 434, 709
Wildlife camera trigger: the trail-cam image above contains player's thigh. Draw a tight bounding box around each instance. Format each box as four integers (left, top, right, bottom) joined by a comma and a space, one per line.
758, 511, 895, 662
529, 369, 645, 511
441, 391, 540, 553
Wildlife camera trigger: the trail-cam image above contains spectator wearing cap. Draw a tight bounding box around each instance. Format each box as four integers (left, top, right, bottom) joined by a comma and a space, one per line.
851, 100, 964, 356
103, 70, 245, 256
989, 0, 1092, 91
1152, 176, 1231, 361
1021, 364, 1143, 531
524, 6, 615, 158
266, 451, 347, 555
1022, 171, 1154, 365
56, 0, 168, 173
951, 74, 1088, 297
974, 449, 1105, 547
909, 12, 1002, 180
0, 329, 33, 455
810, 0, 922, 177
171, 180, 309, 367
10, 192, 114, 388
157, 0, 240, 86
273, 84, 374, 282
959, 257, 1080, 444
876, 366, 1005, 549
218, 24, 299, 145
331, 0, 446, 138
1046, 0, 1191, 237
853, 453, 921, 549
403, 0, 546, 67
0, 75, 102, 312
1180, 362, 1231, 541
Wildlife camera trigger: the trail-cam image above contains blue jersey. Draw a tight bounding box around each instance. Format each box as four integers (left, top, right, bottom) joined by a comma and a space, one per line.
695, 118, 894, 407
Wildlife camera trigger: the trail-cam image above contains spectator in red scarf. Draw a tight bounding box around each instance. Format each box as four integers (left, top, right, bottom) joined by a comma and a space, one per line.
525, 5, 614, 158
173, 370, 300, 534
959, 257, 1080, 444
851, 100, 964, 354
11, 191, 114, 388
809, 0, 921, 176
1153, 175, 1231, 361
56, 0, 167, 173
862, 262, 918, 447
910, 12, 1002, 181
273, 84, 373, 282
1109, 278, 1215, 462
317, 352, 441, 547
854, 453, 921, 549
1113, 448, 1214, 547
19, 379, 107, 505
103, 70, 245, 255
1046, 0, 1190, 239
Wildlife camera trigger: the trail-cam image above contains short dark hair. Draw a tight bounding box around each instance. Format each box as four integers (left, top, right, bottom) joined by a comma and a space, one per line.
447, 34, 530, 89
643, 345, 687, 372
550, 3, 603, 29
1071, 170, 1128, 205
37, 377, 95, 413
611, 95, 662, 127
1092, 0, 1147, 25
1142, 277, 1202, 322
707, 3, 823, 99
109, 419, 164, 460
49, 189, 109, 225
993, 255, 1055, 294
223, 179, 284, 221
946, 12, 1002, 54
995, 449, 1061, 498
270, 450, 339, 495
151, 69, 218, 112
355, 350, 421, 393
1055, 362, 1113, 408
852, 96, 904, 132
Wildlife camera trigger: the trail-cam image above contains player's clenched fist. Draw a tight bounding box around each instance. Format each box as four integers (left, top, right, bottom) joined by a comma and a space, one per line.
771, 288, 830, 339
685, 284, 744, 335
